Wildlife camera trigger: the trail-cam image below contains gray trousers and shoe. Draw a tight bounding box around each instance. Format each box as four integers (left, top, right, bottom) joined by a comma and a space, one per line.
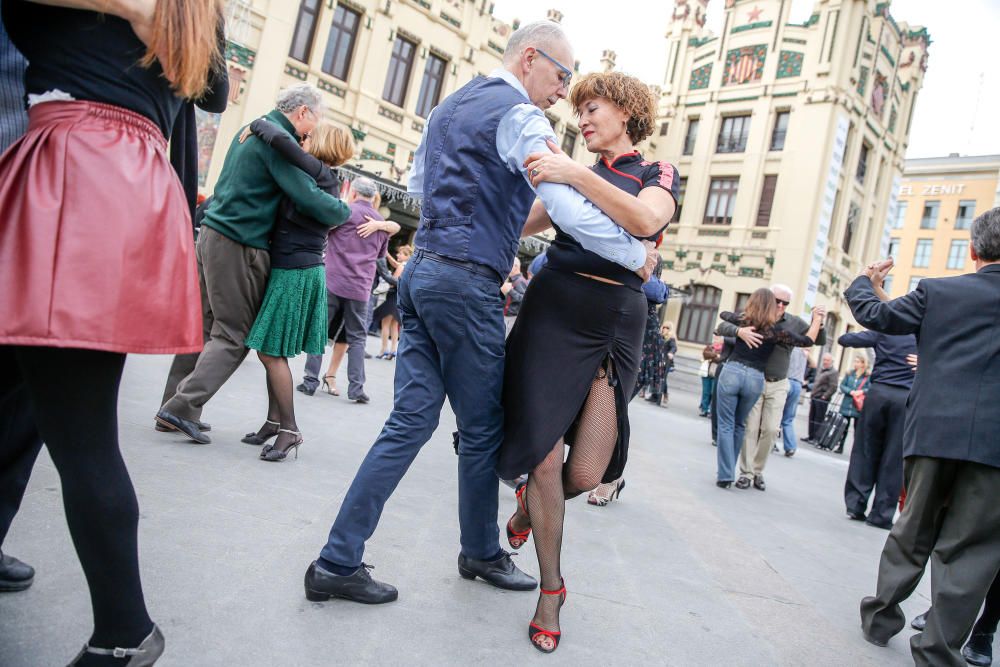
860, 455, 1000, 666
160, 227, 270, 421
302, 291, 369, 399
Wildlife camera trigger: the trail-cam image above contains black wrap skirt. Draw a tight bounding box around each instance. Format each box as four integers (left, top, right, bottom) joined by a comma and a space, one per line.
496, 268, 646, 483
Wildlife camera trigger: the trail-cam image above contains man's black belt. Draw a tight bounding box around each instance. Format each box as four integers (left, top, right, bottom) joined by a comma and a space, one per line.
765, 376, 785, 383
417, 249, 503, 284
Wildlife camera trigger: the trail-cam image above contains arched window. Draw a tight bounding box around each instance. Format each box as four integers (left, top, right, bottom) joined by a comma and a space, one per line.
678, 285, 722, 344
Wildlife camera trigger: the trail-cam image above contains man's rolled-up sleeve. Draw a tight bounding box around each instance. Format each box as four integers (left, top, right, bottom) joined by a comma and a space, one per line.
496, 104, 646, 271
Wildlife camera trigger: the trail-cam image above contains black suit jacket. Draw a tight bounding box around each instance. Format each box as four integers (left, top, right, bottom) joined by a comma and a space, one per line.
844, 264, 1000, 469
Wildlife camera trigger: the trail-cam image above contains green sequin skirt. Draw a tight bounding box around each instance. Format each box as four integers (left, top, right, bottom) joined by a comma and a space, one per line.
246, 266, 327, 358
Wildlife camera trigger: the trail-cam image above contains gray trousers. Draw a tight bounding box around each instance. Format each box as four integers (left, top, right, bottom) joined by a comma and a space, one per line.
860, 456, 1000, 666
160, 227, 270, 421
302, 291, 368, 399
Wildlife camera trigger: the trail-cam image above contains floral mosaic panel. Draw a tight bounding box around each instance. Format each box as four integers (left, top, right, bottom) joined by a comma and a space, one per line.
776, 50, 803, 78
689, 63, 713, 90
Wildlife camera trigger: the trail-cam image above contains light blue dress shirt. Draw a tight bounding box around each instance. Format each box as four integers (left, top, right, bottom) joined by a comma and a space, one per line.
408, 68, 646, 271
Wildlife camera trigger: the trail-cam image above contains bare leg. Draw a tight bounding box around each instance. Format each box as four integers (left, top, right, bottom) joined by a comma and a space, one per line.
390, 320, 400, 354
379, 316, 392, 355
323, 342, 348, 392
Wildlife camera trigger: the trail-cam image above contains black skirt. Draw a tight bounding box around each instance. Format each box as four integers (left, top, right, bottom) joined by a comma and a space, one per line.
496, 268, 646, 483
372, 289, 399, 323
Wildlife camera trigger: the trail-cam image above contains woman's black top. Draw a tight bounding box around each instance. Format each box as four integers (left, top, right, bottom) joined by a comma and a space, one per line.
545, 152, 679, 291
3, 0, 183, 136
249, 119, 342, 270
720, 312, 814, 372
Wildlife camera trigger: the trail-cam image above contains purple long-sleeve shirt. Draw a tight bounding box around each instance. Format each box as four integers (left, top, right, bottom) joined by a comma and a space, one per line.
325, 199, 389, 302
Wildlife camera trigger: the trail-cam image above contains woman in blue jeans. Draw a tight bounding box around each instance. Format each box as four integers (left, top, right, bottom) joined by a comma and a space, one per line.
715, 289, 824, 488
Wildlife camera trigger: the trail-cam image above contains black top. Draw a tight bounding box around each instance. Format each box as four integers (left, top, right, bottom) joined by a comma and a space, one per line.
720, 312, 815, 372
248, 119, 342, 269
838, 330, 917, 390
3, 0, 186, 136
545, 152, 679, 291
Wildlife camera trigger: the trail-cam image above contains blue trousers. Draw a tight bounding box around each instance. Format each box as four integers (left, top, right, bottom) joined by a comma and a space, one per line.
320, 252, 505, 567
715, 361, 764, 482
780, 379, 803, 453
699, 376, 715, 414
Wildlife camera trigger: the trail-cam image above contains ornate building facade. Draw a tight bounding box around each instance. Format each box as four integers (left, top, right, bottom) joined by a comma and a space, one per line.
651, 0, 929, 360
885, 154, 1000, 298
202, 0, 582, 248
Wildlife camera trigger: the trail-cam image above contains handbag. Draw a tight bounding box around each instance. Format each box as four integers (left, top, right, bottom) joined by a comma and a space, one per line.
851, 376, 869, 411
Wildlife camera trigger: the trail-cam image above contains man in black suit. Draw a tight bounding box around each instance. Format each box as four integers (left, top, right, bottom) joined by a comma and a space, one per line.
846, 207, 1000, 666
838, 331, 917, 529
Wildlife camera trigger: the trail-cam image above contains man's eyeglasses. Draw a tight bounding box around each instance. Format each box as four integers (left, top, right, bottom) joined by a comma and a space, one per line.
775, 298, 790, 307
535, 48, 573, 89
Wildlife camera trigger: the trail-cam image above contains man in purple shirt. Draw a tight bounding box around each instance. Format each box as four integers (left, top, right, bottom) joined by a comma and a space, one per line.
300, 177, 399, 401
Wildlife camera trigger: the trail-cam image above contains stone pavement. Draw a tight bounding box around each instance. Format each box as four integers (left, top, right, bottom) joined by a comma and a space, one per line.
1, 344, 941, 666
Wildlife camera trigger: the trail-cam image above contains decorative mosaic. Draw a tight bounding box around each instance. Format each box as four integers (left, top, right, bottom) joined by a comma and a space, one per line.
856, 66, 869, 95
317, 79, 346, 98
732, 20, 772, 34
226, 41, 256, 69
284, 63, 308, 81
688, 36, 715, 48
350, 127, 366, 142
439, 11, 461, 29
880, 44, 896, 67
776, 50, 803, 78
888, 106, 898, 133
871, 70, 888, 118
722, 44, 767, 86
360, 149, 393, 163
689, 63, 713, 90
378, 105, 404, 122
386, 142, 396, 157
739, 267, 764, 278
411, 120, 424, 133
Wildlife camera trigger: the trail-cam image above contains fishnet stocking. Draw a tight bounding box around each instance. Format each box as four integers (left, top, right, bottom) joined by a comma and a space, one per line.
517, 365, 620, 649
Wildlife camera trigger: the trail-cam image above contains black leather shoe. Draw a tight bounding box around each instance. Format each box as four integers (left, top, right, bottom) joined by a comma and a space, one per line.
847, 510, 867, 522
458, 551, 537, 591
351, 393, 370, 404
296, 382, 317, 396
303, 561, 397, 604
865, 519, 893, 530
963, 632, 994, 666
753, 475, 766, 491
0, 552, 34, 592
862, 629, 888, 647
154, 418, 211, 433
155, 409, 211, 444
716, 480, 732, 489
734, 476, 752, 490
911, 611, 928, 631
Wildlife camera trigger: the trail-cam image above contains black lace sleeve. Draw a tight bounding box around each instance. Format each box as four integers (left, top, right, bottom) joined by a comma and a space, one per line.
772, 328, 814, 347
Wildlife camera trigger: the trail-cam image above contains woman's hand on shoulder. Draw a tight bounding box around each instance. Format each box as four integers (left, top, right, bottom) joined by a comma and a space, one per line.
524, 139, 585, 188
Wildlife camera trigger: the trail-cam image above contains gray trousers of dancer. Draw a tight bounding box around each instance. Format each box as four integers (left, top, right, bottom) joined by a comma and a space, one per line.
302, 291, 369, 399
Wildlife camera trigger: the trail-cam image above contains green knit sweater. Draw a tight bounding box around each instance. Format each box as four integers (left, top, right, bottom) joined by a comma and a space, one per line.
201, 110, 350, 249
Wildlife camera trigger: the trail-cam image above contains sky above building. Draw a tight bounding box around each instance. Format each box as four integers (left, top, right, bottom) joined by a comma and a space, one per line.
492, 0, 1000, 159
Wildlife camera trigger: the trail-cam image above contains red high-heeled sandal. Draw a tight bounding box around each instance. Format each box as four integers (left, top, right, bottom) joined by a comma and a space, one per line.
528, 579, 566, 653
506, 481, 531, 549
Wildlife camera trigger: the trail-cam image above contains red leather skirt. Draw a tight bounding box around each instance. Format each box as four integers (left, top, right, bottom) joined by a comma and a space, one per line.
0, 101, 203, 355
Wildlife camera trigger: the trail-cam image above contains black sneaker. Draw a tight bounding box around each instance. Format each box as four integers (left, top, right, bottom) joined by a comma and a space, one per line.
303, 561, 398, 604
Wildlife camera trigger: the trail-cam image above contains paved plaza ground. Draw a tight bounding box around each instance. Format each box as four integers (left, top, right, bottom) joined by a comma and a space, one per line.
1, 343, 948, 666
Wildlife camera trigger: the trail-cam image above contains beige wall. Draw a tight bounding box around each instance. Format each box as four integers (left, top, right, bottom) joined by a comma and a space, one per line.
887, 157, 1000, 297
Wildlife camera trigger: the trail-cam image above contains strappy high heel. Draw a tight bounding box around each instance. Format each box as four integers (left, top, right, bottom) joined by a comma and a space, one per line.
528, 579, 566, 653
241, 419, 279, 445
261, 429, 303, 462
321, 375, 340, 396
506, 481, 531, 549
587, 478, 625, 506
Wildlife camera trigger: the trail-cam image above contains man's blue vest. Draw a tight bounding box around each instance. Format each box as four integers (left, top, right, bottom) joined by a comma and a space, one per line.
413, 76, 535, 278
